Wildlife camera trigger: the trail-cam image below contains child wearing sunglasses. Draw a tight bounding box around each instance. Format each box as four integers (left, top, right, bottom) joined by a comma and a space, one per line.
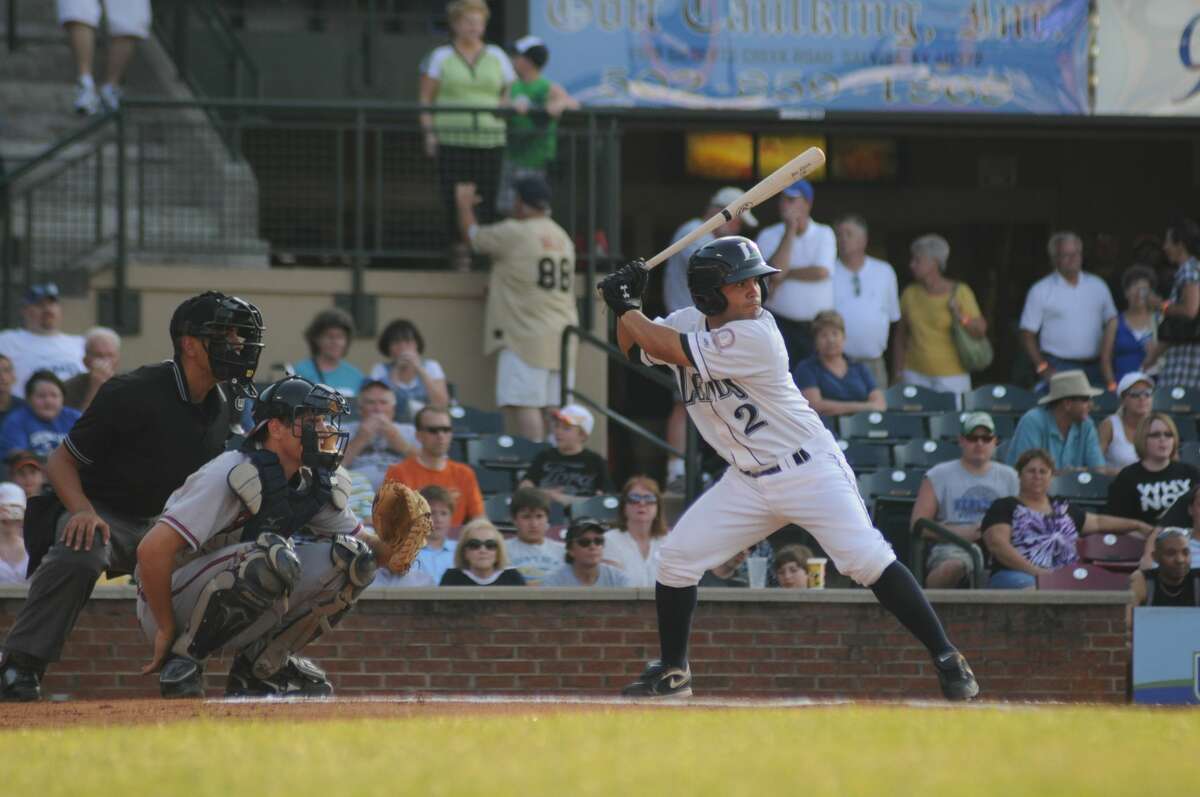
438, 519, 526, 586
542, 519, 630, 587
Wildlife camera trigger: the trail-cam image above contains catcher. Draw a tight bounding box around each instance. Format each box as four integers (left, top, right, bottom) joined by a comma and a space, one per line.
136, 376, 430, 698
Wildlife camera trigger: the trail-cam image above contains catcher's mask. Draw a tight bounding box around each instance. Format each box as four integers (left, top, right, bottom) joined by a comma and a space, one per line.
687, 235, 779, 317
250, 376, 350, 470
170, 291, 265, 398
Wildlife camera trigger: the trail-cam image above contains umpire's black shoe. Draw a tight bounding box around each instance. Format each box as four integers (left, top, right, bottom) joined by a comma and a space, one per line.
159, 654, 205, 699
0, 657, 42, 702
935, 651, 980, 701
226, 654, 333, 698
621, 660, 693, 699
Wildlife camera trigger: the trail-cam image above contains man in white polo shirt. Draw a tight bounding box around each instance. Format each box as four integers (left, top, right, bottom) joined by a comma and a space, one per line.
756, 179, 836, 368
1019, 231, 1118, 392
832, 213, 900, 389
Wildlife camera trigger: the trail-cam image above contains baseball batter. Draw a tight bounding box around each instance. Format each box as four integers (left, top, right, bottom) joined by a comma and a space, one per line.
598, 236, 979, 701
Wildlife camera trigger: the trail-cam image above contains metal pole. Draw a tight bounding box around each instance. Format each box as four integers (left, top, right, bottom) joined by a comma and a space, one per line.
93, 145, 103, 246
137, 123, 146, 248
374, 127, 382, 255
363, 0, 375, 88
335, 128, 345, 252
353, 110, 366, 319
585, 113, 597, 331
115, 108, 128, 332
7, 0, 17, 52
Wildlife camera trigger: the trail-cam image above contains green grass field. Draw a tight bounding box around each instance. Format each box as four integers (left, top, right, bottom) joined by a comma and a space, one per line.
3, 704, 1198, 796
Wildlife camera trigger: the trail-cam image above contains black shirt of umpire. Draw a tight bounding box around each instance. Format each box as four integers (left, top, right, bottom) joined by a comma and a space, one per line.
62, 360, 233, 518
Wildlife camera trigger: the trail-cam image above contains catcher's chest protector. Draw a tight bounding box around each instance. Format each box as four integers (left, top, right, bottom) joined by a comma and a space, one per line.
231, 450, 331, 542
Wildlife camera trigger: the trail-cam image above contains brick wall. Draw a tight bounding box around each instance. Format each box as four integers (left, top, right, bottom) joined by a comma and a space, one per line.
0, 587, 1130, 701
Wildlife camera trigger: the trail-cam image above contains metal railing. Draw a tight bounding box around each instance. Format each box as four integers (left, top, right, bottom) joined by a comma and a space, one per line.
561, 325, 703, 505
152, 0, 260, 100
6, 0, 15, 52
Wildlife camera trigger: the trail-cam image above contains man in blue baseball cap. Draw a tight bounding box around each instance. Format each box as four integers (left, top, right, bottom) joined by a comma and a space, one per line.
0, 283, 85, 397
755, 179, 836, 369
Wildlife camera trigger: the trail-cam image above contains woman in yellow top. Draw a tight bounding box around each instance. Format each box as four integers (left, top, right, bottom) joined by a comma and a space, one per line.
419, 0, 514, 269
893, 234, 988, 395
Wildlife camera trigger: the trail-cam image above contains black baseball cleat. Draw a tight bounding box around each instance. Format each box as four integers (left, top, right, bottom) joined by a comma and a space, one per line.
934, 651, 980, 701
225, 654, 333, 698
159, 654, 205, 699
0, 657, 42, 702
621, 660, 693, 699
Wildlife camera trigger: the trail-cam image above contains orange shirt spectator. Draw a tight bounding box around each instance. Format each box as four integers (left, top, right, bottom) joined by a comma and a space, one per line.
383, 406, 484, 527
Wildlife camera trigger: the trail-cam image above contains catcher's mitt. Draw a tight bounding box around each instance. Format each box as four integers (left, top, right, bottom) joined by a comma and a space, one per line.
372, 482, 432, 575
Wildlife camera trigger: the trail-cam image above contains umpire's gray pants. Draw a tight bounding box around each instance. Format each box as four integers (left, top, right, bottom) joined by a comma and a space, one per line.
3, 505, 154, 664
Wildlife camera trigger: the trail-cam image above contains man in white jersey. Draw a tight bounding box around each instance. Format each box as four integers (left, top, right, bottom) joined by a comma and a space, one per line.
596, 236, 979, 701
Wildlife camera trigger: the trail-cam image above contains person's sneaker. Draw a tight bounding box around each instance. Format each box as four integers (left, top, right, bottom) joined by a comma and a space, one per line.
621, 660, 692, 699
98, 83, 121, 111
934, 651, 980, 701
73, 79, 100, 116
225, 654, 333, 698
159, 654, 205, 699
0, 657, 42, 702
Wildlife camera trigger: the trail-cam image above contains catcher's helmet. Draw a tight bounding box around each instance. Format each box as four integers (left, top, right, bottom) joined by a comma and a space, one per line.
250, 376, 350, 469
170, 291, 265, 395
687, 236, 779, 316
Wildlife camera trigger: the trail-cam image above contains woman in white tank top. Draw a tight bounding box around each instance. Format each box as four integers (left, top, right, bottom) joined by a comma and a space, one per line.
1099, 372, 1154, 469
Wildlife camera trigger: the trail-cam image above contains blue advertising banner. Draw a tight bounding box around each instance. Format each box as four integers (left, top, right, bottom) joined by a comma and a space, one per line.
530, 1, 1090, 114
1132, 607, 1200, 706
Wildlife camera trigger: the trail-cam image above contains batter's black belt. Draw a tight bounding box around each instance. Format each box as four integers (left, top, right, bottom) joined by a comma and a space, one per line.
741, 447, 811, 478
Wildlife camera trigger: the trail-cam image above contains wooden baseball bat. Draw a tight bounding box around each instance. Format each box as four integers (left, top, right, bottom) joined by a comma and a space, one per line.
642, 146, 826, 270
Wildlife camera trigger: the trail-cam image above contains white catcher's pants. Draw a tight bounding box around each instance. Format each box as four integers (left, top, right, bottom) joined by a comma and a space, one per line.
658, 433, 896, 587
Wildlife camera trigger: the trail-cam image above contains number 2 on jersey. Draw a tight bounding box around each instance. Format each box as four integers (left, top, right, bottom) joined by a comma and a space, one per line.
537, 258, 572, 292
734, 402, 768, 436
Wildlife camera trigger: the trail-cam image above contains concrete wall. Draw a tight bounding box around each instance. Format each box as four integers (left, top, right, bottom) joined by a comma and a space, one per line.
0, 587, 1130, 702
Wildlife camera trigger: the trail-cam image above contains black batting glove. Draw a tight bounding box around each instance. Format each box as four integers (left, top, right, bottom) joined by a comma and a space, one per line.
599, 261, 648, 317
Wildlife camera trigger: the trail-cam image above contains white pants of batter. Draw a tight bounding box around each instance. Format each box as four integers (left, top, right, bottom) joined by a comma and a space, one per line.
657, 433, 896, 588
58, 0, 151, 38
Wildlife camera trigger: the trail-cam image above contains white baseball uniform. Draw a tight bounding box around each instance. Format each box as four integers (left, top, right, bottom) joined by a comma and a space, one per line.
640, 307, 896, 587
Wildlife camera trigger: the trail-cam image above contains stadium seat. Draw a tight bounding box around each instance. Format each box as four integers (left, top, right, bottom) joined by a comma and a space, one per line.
1091, 391, 1119, 416
962, 384, 1036, 416
1049, 470, 1112, 511
1171, 414, 1198, 442
910, 518, 986, 589
928, 411, 1015, 440
892, 439, 959, 470
840, 440, 892, 473
994, 439, 1011, 464
466, 434, 548, 494
1180, 442, 1200, 468
1076, 532, 1147, 573
838, 411, 926, 444
857, 468, 924, 501
472, 464, 514, 496
884, 384, 957, 414
569, 494, 622, 524
1037, 563, 1130, 591
857, 469, 924, 567
1153, 385, 1200, 415
449, 404, 504, 435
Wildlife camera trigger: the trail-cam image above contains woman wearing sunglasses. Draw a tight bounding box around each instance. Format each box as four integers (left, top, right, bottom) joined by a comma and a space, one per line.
603, 476, 669, 587
1098, 372, 1155, 470
1106, 412, 1199, 527
438, 519, 526, 586
542, 518, 631, 587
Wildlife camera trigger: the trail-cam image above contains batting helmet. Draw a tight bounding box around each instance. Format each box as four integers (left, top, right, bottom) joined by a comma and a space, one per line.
249, 376, 350, 469
170, 291, 265, 395
687, 236, 779, 316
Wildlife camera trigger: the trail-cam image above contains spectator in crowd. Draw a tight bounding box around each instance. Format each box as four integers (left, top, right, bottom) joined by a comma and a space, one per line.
698, 547, 750, 588
757, 180, 836, 368
0, 283, 85, 396
439, 519, 526, 585
982, 448, 1153, 589
415, 485, 458, 585
772, 544, 815, 589
0, 371, 81, 459
290, 309, 363, 398
369, 320, 449, 423
498, 36, 579, 213
0, 355, 26, 427
1131, 527, 1199, 607
5, 451, 45, 499
543, 518, 630, 587
603, 475, 668, 587
341, 380, 415, 491
1102, 265, 1159, 385
911, 412, 1019, 588
1019, 231, 1118, 391
419, 0, 514, 269
661, 187, 757, 486
0, 482, 28, 584
519, 404, 612, 503
1106, 413, 1197, 526
894, 235, 987, 394
456, 176, 576, 443
62, 327, 120, 412
60, 0, 150, 114
792, 310, 885, 418
1145, 218, 1200, 388
1098, 372, 1154, 470
504, 486, 564, 586
384, 406, 485, 527
832, 213, 900, 388
1007, 370, 1106, 472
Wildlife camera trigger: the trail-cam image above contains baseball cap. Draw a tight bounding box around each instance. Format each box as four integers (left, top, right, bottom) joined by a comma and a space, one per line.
781, 179, 814, 203
564, 517, 606, 544
554, 403, 594, 436
708, 187, 758, 227
960, 411, 996, 435
23, 282, 60, 305
0, 482, 26, 521
1117, 371, 1154, 396
5, 450, 43, 472
515, 176, 552, 211
511, 35, 549, 68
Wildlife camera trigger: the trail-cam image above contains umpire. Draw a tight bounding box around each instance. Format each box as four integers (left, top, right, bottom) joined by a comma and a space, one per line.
0, 291, 265, 701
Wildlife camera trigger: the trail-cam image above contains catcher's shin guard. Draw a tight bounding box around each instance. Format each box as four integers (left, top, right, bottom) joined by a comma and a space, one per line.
173, 533, 301, 662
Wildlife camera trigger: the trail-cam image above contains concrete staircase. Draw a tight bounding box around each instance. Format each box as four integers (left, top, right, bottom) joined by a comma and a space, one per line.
0, 0, 268, 277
